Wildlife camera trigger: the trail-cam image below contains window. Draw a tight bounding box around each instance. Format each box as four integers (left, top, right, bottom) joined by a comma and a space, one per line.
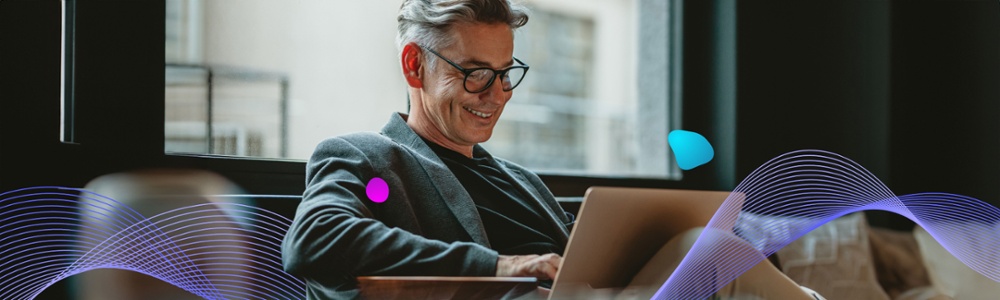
163, 0, 678, 178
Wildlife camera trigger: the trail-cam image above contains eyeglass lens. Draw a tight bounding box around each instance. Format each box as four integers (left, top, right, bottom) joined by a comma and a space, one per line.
465, 67, 526, 92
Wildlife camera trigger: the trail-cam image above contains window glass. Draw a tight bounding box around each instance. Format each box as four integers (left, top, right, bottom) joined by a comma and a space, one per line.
164, 0, 673, 177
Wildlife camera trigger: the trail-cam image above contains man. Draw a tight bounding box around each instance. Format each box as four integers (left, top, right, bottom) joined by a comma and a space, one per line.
281, 0, 573, 298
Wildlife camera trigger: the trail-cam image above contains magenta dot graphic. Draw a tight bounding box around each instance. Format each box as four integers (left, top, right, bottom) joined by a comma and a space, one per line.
366, 177, 389, 203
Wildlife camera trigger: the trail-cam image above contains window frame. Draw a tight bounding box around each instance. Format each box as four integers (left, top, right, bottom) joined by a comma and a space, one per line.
4, 0, 724, 198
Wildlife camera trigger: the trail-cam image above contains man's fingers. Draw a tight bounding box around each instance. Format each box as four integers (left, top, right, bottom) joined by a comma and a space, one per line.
529, 259, 557, 280
499, 254, 564, 279
542, 262, 558, 279
544, 255, 561, 279
532, 254, 561, 279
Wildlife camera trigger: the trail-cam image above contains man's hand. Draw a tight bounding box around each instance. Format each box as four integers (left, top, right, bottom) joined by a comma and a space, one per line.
495, 253, 562, 280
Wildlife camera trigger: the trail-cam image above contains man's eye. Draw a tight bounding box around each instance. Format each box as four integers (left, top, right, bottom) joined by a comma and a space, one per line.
469, 70, 492, 81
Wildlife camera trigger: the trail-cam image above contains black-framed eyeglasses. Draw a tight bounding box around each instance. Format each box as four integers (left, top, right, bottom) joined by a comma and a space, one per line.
423, 47, 529, 93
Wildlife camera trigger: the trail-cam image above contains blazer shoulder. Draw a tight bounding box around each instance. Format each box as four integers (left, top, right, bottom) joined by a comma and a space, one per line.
312, 132, 403, 155
305, 132, 407, 186
317, 131, 393, 147
309, 131, 417, 171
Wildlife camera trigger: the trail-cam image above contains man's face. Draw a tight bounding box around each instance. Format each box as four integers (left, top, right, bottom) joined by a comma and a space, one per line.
420, 22, 515, 147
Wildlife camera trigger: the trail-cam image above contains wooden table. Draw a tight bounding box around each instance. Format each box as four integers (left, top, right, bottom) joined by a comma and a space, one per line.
357, 276, 539, 299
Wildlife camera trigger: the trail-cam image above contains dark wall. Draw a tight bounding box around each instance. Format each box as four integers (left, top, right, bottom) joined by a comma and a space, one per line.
735, 0, 891, 184
0, 0, 63, 191
726, 0, 999, 229
888, 2, 1000, 209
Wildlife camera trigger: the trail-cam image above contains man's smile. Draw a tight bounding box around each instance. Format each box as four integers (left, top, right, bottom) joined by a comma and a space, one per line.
463, 106, 494, 118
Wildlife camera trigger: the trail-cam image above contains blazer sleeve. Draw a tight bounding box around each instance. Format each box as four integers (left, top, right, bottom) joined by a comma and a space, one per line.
281, 137, 498, 280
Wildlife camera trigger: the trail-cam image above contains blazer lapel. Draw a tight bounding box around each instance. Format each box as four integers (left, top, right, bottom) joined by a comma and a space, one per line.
490, 157, 571, 243
380, 113, 491, 247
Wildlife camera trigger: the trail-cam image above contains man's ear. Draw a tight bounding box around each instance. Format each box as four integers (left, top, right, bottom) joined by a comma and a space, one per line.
401, 43, 424, 89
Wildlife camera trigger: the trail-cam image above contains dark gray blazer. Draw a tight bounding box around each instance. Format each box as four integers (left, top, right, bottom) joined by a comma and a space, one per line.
282, 112, 573, 299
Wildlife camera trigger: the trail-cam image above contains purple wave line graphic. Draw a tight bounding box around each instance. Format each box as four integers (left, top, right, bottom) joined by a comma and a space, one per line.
654, 149, 1000, 300
4, 149, 998, 300
0, 187, 305, 300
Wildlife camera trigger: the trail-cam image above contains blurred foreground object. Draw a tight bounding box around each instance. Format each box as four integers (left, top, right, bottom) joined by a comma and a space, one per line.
76, 169, 250, 300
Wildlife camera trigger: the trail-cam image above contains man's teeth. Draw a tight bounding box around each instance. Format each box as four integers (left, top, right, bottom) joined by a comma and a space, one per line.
464, 107, 493, 118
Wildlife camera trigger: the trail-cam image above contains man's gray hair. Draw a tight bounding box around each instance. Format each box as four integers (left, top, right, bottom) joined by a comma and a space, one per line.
397, 0, 529, 68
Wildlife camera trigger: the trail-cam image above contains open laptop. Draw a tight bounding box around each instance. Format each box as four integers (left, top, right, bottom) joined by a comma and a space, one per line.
359, 187, 734, 299
548, 187, 734, 299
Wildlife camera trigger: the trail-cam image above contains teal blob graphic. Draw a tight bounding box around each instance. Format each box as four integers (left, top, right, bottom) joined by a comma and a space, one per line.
668, 130, 715, 170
